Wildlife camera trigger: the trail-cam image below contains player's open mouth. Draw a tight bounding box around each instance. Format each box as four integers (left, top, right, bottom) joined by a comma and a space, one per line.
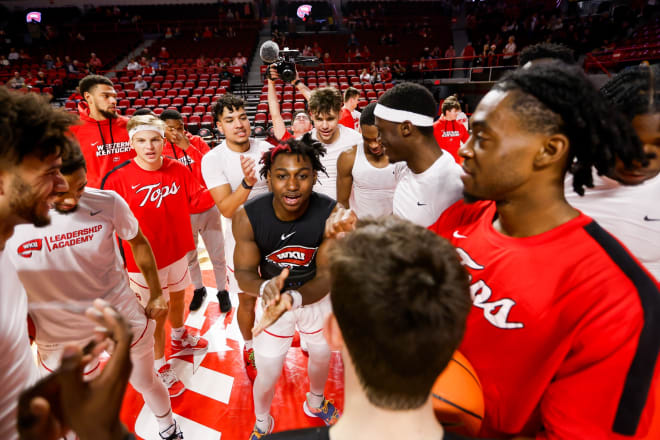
283, 194, 301, 206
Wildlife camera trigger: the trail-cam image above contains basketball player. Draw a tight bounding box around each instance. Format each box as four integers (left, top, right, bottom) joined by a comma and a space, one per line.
0, 88, 73, 440
308, 87, 363, 200
338, 87, 361, 131
433, 98, 469, 164
267, 65, 312, 141
7, 146, 183, 439
201, 94, 271, 381
429, 62, 660, 439
566, 64, 660, 279
375, 83, 463, 227
160, 109, 230, 312
102, 115, 209, 397
70, 75, 134, 189
233, 135, 340, 438
265, 216, 471, 440
336, 102, 402, 218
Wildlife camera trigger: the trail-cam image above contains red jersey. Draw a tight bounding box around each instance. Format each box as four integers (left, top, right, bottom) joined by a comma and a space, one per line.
102, 158, 204, 271
69, 102, 135, 189
162, 133, 214, 214
433, 119, 469, 164
429, 200, 660, 439
339, 107, 359, 131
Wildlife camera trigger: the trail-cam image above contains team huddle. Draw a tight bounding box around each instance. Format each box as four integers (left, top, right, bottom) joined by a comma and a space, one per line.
0, 55, 659, 440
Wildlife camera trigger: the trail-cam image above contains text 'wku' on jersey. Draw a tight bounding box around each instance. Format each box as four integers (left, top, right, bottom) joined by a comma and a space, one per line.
266, 245, 318, 269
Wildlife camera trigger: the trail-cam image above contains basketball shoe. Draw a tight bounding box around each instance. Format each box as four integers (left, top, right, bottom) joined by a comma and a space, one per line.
244, 347, 257, 382
303, 393, 341, 426
171, 329, 208, 353
157, 364, 185, 398
189, 287, 207, 311
217, 289, 232, 313
248, 415, 274, 440
159, 419, 184, 439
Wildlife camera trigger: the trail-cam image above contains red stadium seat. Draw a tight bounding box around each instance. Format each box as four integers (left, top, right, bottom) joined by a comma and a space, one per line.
167, 89, 178, 98
254, 113, 267, 127
155, 90, 166, 98
142, 90, 154, 98
187, 96, 199, 106
282, 102, 293, 112
204, 87, 216, 96
257, 103, 268, 112
159, 97, 171, 108
153, 107, 164, 115
194, 105, 206, 114
127, 90, 139, 100
201, 114, 214, 130
367, 91, 377, 100
125, 108, 136, 116
294, 102, 305, 111
282, 112, 292, 123
173, 97, 184, 108
134, 98, 146, 108
181, 106, 193, 116
199, 96, 211, 105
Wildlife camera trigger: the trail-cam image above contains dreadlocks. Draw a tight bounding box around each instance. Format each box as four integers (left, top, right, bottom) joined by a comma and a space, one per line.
600, 64, 660, 120
494, 61, 642, 195
260, 132, 327, 180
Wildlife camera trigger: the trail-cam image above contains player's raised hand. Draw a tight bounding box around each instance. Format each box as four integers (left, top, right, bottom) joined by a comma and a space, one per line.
240, 154, 257, 187
145, 295, 168, 320
262, 267, 289, 307
252, 292, 293, 337
324, 205, 357, 239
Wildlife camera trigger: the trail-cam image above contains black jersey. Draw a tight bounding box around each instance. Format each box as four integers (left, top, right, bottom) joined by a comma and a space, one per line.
264, 426, 466, 440
244, 192, 336, 290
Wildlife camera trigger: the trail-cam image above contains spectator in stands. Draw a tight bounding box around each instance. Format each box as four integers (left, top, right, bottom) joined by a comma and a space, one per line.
68, 86, 83, 103
149, 57, 160, 71
196, 55, 208, 69
226, 26, 236, 38
323, 52, 332, 64
444, 45, 455, 58
33, 71, 46, 89
377, 60, 392, 83
461, 42, 475, 76
232, 51, 247, 72
392, 59, 406, 79
89, 52, 102, 70
158, 46, 170, 61
385, 32, 396, 45
142, 58, 155, 76
202, 26, 213, 39
433, 97, 469, 164
7, 47, 18, 62
0, 55, 8, 66
362, 45, 371, 60
127, 58, 140, 71
134, 75, 148, 92
7, 71, 25, 89
503, 35, 517, 65
43, 54, 54, 70
54, 56, 63, 69
347, 33, 359, 48
359, 68, 372, 83
164, 27, 173, 39
174, 26, 182, 38
266, 64, 312, 141
312, 42, 322, 58
65, 56, 78, 74
339, 87, 361, 131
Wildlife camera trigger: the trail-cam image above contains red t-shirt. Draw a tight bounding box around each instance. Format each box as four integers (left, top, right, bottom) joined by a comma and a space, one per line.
69, 103, 135, 189
102, 158, 203, 271
429, 200, 660, 439
339, 107, 359, 131
163, 133, 214, 214
433, 119, 469, 164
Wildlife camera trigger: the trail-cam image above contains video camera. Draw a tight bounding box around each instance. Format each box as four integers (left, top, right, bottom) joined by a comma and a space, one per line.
260, 41, 319, 83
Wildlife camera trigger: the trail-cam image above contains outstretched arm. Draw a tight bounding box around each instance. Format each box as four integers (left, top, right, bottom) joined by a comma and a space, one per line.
126, 228, 167, 320
336, 147, 356, 209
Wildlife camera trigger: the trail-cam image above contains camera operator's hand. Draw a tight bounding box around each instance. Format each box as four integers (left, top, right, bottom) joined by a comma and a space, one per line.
267, 63, 300, 86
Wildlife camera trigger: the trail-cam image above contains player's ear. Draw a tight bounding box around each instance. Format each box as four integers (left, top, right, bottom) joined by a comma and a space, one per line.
534, 133, 569, 168
215, 121, 224, 135
313, 171, 318, 185
399, 121, 413, 137
323, 313, 344, 350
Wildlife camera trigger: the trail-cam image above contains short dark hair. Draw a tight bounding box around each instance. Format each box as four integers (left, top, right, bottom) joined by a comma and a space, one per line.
518, 43, 576, 65
259, 132, 327, 179
212, 93, 245, 122
60, 144, 86, 175
343, 87, 360, 102
360, 102, 376, 126
330, 216, 471, 409
78, 74, 113, 96
160, 109, 183, 121
441, 98, 461, 115
377, 82, 436, 136
0, 87, 79, 170
308, 87, 342, 116
600, 64, 660, 121
495, 62, 642, 195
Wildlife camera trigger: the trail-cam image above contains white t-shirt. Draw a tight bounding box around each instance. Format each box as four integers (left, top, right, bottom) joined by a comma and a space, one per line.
201, 138, 271, 268
350, 144, 404, 218
312, 125, 362, 200
0, 249, 40, 440
6, 188, 144, 346
393, 152, 463, 227
565, 172, 660, 279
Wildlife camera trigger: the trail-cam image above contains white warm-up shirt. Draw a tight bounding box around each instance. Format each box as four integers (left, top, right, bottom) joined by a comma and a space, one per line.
350, 144, 403, 218
312, 125, 363, 200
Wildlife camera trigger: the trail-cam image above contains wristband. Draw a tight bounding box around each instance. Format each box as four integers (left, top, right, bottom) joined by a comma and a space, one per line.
287, 290, 303, 310
259, 280, 269, 298
241, 178, 254, 190
293, 79, 302, 87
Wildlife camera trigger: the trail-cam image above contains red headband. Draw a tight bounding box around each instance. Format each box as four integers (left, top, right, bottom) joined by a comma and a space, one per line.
270, 143, 292, 161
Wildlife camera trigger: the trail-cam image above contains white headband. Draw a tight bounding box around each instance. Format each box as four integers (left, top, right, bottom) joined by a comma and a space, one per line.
129, 125, 165, 140
374, 103, 434, 127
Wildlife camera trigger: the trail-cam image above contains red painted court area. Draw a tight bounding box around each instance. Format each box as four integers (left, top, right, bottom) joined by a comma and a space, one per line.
120, 271, 344, 440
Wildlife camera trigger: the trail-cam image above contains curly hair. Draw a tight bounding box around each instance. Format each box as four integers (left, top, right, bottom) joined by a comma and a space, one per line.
212, 93, 245, 122
495, 62, 642, 195
308, 87, 342, 116
78, 74, 113, 96
0, 87, 79, 170
600, 64, 660, 120
518, 42, 576, 65
259, 132, 327, 179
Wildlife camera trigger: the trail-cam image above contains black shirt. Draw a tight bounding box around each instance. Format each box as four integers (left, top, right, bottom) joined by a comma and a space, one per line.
244, 192, 336, 289
264, 426, 469, 440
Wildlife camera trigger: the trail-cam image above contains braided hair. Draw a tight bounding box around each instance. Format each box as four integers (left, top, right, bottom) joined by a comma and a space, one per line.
495, 61, 642, 195
259, 132, 327, 180
600, 64, 660, 120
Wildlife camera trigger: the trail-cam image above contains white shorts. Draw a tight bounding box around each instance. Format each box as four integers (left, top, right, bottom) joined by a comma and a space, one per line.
129, 256, 191, 308
254, 294, 331, 358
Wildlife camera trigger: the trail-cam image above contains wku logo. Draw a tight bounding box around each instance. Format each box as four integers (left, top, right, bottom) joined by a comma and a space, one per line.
266, 245, 317, 268
455, 247, 524, 330
17, 239, 43, 258
135, 182, 180, 208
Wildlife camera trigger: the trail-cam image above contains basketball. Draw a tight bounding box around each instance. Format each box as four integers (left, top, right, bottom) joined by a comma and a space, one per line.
432, 350, 485, 436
